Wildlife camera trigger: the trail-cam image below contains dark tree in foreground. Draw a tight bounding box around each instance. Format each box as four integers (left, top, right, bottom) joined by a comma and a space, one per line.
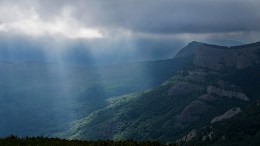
0, 135, 178, 146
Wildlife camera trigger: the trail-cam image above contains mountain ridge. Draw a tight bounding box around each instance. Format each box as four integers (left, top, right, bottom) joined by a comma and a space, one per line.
58, 41, 260, 145
175, 41, 260, 58
175, 41, 260, 70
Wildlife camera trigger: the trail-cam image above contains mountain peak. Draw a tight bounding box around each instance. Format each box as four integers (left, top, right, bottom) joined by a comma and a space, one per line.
174, 41, 203, 58
188, 41, 202, 45
174, 41, 260, 70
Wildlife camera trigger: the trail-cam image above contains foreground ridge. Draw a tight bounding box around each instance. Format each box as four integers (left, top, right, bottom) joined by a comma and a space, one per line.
0, 135, 178, 146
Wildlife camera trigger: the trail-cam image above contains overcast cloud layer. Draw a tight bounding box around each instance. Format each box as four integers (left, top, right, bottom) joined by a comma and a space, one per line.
0, 0, 260, 64
0, 0, 259, 41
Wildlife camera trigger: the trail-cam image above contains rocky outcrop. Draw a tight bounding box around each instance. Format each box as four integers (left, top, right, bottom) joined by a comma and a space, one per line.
175, 41, 260, 70
211, 107, 241, 123
194, 43, 260, 70
198, 94, 218, 101
207, 85, 249, 101
176, 129, 197, 143
202, 130, 215, 141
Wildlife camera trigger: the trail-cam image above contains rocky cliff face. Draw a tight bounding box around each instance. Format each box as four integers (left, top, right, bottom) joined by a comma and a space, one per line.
207, 85, 249, 101
211, 107, 241, 124
175, 41, 260, 70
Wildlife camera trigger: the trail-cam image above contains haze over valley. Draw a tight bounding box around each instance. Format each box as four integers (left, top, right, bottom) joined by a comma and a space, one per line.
0, 0, 260, 145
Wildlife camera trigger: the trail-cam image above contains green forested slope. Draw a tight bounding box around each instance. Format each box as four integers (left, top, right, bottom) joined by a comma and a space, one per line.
62, 42, 260, 145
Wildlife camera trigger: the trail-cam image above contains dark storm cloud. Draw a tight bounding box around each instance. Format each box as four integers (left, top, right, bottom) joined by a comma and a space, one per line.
0, 0, 259, 63
1, 0, 260, 41
69, 0, 260, 34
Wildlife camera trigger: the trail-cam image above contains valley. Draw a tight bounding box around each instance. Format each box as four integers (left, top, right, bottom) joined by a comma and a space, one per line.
0, 41, 259, 146
0, 58, 189, 137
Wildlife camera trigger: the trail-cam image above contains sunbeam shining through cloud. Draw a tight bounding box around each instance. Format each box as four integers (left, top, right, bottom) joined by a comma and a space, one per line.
0, 1, 260, 144
1, 0, 260, 65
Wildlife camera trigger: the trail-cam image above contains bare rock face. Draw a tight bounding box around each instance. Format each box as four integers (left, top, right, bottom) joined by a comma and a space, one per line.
193, 43, 260, 70
207, 85, 249, 101
211, 107, 241, 124
176, 129, 197, 143
174, 41, 260, 71
183, 69, 208, 83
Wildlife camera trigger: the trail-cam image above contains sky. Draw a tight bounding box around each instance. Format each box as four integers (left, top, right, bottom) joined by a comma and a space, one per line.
0, 0, 260, 64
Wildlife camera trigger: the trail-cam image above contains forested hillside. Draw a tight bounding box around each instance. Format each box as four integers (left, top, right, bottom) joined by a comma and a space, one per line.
62, 42, 260, 145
